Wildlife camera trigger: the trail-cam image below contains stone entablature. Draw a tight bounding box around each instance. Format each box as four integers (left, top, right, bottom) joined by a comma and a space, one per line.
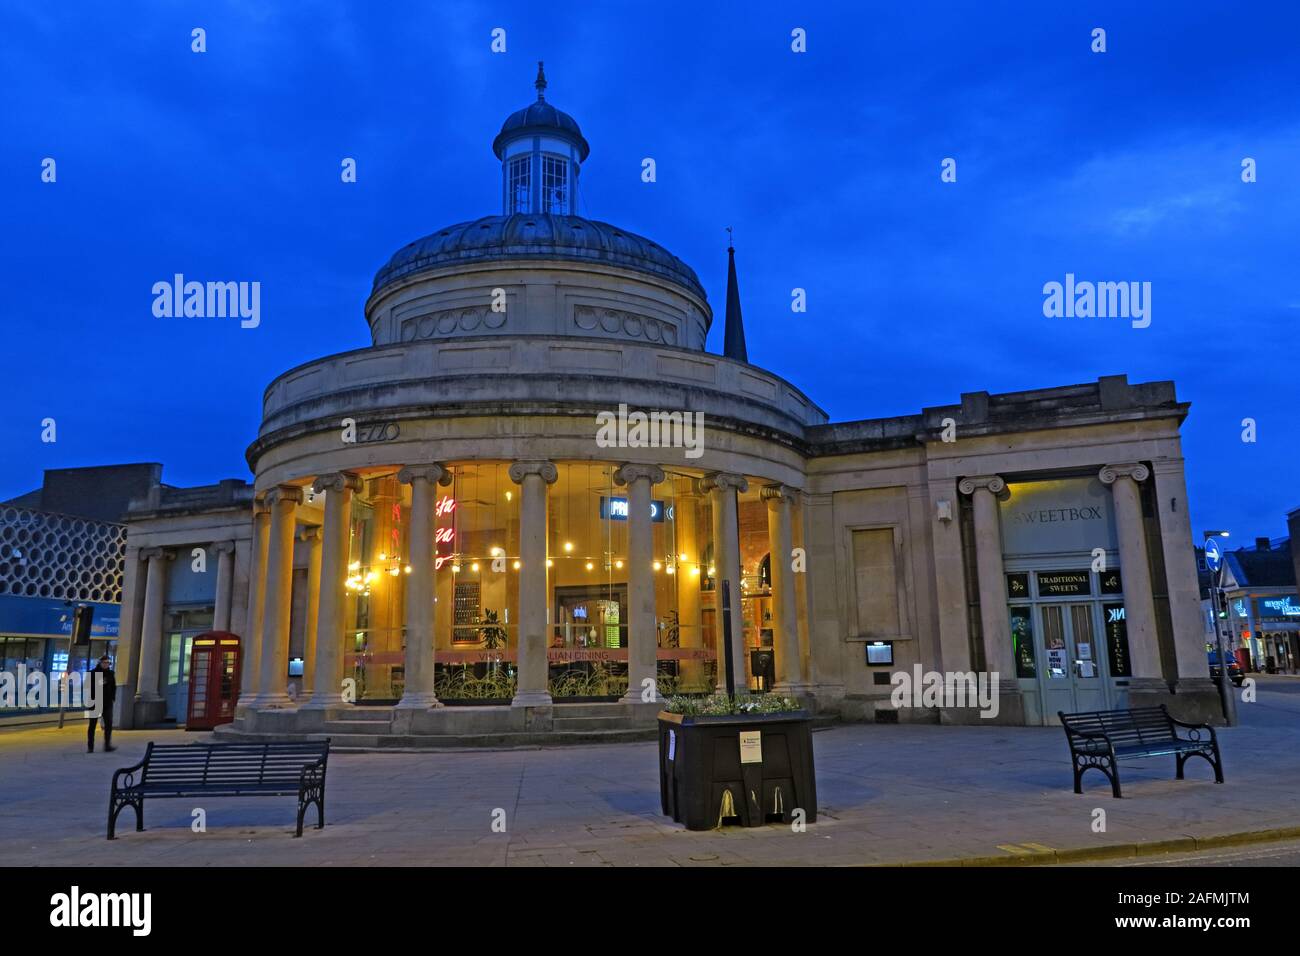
367, 257, 710, 351
256, 336, 828, 449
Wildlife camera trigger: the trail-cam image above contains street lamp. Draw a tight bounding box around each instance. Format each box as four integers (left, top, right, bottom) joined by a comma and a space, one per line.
1202, 529, 1237, 726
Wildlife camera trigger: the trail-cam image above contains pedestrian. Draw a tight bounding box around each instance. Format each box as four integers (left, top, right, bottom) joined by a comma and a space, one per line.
87, 655, 116, 753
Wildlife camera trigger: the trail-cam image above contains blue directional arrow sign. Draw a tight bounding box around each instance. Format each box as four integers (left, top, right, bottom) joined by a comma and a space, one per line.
1203, 537, 1223, 573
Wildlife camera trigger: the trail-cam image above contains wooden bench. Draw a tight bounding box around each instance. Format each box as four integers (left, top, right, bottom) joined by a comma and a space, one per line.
108, 739, 329, 840
1059, 706, 1222, 798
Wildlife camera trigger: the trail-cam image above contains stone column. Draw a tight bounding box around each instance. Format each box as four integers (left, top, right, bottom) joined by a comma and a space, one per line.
256, 485, 303, 708
1099, 463, 1163, 681
134, 547, 173, 710
303, 471, 360, 710
703, 472, 748, 692
1151, 459, 1221, 689
958, 475, 1022, 720
397, 464, 452, 710
615, 464, 664, 704
297, 527, 322, 696
764, 484, 808, 694
240, 499, 271, 703
674, 489, 704, 688
112, 545, 146, 729
212, 541, 236, 632
509, 460, 557, 708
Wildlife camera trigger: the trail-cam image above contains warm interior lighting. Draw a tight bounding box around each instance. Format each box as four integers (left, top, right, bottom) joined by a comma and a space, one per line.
666, 566, 675, 575
546, 558, 553, 567
471, 562, 480, 572
585, 561, 594, 571
348, 561, 361, 572
653, 561, 662, 571
513, 560, 521, 570
505, 490, 513, 501
679, 552, 688, 562
615, 560, 624, 569
404, 565, 412, 574
691, 566, 700, 576
451, 563, 461, 573
490, 546, 504, 556
564, 541, 574, 552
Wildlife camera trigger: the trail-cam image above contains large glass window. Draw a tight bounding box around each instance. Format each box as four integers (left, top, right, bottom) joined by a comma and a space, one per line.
434, 463, 520, 701
542, 155, 569, 213
508, 156, 531, 213
344, 473, 409, 701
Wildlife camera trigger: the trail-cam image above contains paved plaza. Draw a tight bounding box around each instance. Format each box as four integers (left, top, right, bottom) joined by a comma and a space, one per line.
2, 678, 1298, 867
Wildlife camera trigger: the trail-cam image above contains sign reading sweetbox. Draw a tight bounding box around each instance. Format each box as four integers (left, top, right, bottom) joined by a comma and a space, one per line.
999, 477, 1117, 557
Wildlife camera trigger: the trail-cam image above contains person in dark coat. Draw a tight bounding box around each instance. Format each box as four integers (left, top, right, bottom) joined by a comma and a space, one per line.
87, 655, 116, 753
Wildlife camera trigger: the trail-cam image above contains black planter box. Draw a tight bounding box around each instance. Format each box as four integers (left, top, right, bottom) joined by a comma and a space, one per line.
658, 710, 817, 831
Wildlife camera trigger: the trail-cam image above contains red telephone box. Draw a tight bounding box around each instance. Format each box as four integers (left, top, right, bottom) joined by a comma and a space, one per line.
185, 631, 242, 730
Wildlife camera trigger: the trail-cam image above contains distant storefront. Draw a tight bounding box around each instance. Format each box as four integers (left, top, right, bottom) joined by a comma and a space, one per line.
0, 502, 127, 715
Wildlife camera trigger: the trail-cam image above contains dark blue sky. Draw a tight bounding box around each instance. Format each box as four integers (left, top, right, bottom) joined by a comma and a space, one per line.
3, 2, 1297, 541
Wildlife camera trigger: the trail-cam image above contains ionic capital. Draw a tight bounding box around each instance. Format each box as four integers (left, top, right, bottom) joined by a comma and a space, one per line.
263, 485, 305, 509
1099, 463, 1150, 485
958, 475, 1007, 498
211, 540, 236, 555
140, 547, 174, 563
613, 464, 665, 487
297, 526, 322, 543
701, 472, 749, 495
397, 463, 452, 487
508, 460, 558, 485
311, 471, 362, 496
761, 483, 801, 504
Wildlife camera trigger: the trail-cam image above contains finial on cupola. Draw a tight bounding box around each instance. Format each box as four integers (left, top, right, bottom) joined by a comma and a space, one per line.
535, 61, 547, 100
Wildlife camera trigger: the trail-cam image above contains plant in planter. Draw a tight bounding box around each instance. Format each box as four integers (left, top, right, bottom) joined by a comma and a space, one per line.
477, 609, 508, 650
658, 692, 816, 831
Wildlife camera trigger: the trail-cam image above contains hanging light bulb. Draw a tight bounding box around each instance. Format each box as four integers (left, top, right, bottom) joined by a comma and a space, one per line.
653, 561, 662, 572
585, 561, 594, 571
513, 560, 521, 570
564, 541, 574, 553
615, 559, 624, 569
471, 562, 480, 572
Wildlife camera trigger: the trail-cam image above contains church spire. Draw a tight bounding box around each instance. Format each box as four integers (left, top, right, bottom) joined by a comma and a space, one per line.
535, 60, 547, 101
723, 231, 749, 363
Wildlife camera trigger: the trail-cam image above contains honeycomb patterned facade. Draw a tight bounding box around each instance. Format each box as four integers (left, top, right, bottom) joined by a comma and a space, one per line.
0, 505, 126, 603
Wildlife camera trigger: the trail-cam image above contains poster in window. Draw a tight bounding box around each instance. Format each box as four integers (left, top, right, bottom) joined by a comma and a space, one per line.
1009, 607, 1036, 678
1104, 603, 1131, 677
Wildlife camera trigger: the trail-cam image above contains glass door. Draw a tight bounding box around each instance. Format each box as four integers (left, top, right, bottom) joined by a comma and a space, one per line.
1037, 603, 1110, 721
1068, 604, 1108, 711
1038, 605, 1075, 722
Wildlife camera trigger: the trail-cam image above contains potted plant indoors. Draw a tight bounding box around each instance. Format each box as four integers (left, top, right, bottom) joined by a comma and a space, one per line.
658, 692, 817, 831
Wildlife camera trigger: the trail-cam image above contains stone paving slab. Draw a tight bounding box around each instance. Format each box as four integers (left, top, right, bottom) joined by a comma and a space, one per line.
2, 678, 1298, 867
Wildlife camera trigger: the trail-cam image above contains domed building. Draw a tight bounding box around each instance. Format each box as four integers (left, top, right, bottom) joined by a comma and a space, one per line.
112, 66, 1218, 739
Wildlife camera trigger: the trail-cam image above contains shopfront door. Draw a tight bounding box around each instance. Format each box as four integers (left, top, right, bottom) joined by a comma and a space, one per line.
1038, 603, 1109, 720
164, 632, 195, 721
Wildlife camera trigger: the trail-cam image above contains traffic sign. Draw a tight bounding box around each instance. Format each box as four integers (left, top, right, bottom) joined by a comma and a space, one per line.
1204, 537, 1223, 573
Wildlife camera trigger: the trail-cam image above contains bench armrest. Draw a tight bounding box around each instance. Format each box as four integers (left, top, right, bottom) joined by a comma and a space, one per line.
299, 756, 327, 789
1167, 716, 1218, 745
111, 758, 147, 792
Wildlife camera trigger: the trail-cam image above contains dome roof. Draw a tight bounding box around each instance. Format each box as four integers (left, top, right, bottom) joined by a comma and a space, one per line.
372, 214, 706, 300
493, 100, 590, 161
